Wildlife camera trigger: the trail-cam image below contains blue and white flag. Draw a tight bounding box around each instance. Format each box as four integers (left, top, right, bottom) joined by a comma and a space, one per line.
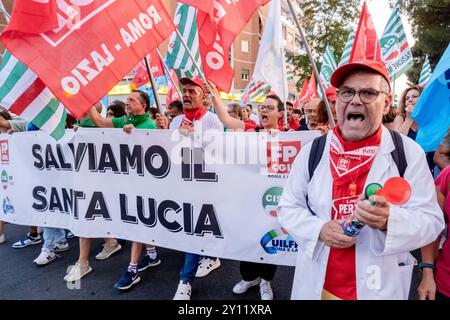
412, 43, 450, 152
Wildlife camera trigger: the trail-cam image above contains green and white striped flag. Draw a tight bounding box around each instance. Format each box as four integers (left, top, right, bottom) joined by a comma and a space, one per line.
0, 51, 67, 140
380, 1, 413, 80
165, 3, 202, 80
319, 45, 338, 92
418, 55, 432, 86
240, 79, 271, 104
338, 31, 355, 66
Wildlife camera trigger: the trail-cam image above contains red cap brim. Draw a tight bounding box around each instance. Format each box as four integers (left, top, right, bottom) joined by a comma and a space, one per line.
331, 60, 391, 90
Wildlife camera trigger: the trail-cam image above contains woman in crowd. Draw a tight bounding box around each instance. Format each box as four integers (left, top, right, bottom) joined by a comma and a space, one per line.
396, 85, 423, 138
396, 85, 436, 174
418, 165, 450, 300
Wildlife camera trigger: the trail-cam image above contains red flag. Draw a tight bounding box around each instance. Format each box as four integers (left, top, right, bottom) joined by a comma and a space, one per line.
181, 0, 270, 91
350, 2, 382, 62
176, 1, 213, 13
166, 70, 181, 107
197, 10, 233, 92
148, 49, 165, 79
1, 0, 175, 118
7, 0, 58, 34
132, 49, 165, 88
299, 73, 318, 107
184, 0, 270, 49
295, 79, 309, 109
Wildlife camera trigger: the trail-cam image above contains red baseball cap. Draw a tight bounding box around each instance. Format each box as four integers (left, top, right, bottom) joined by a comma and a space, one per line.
325, 86, 337, 102
330, 60, 391, 91
180, 77, 206, 94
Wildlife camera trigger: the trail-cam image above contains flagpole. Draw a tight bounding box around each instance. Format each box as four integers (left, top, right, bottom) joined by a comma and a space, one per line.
155, 47, 182, 99
285, 0, 336, 128
144, 56, 162, 113
175, 29, 207, 83
0, 0, 10, 22
392, 37, 397, 105
281, 47, 289, 129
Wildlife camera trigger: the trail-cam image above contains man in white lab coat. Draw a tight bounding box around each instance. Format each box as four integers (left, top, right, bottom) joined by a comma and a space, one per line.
277, 60, 445, 300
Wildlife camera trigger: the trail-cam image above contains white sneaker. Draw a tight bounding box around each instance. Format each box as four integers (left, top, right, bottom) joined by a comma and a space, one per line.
232, 278, 261, 294
33, 248, 56, 266
95, 242, 122, 260
260, 279, 273, 300
195, 258, 221, 277
0, 234, 5, 244
173, 281, 192, 300
54, 241, 69, 252
64, 262, 92, 282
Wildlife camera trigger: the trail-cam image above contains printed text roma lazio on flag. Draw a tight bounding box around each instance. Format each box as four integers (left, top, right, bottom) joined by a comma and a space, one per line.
1, 0, 175, 118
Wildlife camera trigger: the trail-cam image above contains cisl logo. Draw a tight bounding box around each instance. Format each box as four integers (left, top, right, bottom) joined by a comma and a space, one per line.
0, 140, 9, 164
260, 228, 298, 254
262, 187, 283, 217
266, 141, 301, 175
1, 170, 13, 190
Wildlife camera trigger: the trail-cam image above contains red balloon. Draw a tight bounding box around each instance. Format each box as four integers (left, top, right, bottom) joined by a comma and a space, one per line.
382, 177, 412, 205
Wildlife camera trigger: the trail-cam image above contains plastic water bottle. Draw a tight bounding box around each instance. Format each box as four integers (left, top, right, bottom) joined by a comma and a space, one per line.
341, 183, 383, 237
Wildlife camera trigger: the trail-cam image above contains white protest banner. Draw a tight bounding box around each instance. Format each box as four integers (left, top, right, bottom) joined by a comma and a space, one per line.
0, 129, 320, 266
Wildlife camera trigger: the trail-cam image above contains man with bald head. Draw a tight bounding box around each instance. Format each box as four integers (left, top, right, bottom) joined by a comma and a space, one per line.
298, 98, 321, 131
278, 60, 444, 300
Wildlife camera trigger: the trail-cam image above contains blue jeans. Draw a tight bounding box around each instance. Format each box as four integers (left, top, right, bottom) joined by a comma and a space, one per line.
179, 253, 201, 283
43, 227, 66, 251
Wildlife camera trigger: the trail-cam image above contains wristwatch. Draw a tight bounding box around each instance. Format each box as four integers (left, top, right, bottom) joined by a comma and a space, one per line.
418, 263, 435, 271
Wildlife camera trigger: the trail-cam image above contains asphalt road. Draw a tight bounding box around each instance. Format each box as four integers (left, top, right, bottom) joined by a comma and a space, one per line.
0, 223, 420, 300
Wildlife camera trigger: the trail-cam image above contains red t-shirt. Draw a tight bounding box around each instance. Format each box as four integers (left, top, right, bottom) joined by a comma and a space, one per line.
243, 119, 258, 131
323, 126, 382, 300
278, 118, 300, 131
435, 166, 450, 297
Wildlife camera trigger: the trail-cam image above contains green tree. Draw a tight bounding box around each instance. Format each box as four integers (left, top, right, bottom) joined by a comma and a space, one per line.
401, 0, 450, 84
289, 0, 360, 88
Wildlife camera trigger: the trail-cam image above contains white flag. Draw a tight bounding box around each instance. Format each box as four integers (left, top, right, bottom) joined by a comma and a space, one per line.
251, 0, 288, 101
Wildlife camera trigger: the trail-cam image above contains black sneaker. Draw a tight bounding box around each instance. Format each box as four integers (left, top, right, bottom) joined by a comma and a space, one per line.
137, 254, 161, 272
113, 270, 141, 290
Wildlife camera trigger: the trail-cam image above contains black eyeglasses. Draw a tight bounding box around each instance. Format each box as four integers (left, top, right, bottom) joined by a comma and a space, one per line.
337, 87, 389, 104
257, 105, 276, 112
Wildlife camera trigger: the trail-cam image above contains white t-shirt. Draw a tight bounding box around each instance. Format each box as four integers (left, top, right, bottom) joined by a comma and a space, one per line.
169, 111, 224, 131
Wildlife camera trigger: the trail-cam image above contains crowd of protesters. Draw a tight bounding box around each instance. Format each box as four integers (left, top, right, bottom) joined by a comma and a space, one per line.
0, 68, 449, 300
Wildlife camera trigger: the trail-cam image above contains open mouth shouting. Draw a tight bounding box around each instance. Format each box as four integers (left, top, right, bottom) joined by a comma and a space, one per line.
346, 112, 365, 122
261, 114, 269, 122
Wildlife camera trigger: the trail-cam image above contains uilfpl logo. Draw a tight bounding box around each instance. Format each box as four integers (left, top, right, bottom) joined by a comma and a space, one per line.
266, 141, 301, 175
0, 140, 9, 164
3, 196, 14, 215
1, 170, 13, 190
262, 187, 283, 217
260, 228, 298, 254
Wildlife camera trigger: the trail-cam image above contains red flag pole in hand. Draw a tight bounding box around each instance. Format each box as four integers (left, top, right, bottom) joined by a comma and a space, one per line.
285, 0, 335, 128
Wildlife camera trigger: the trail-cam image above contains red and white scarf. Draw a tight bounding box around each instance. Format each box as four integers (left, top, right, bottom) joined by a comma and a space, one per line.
323, 125, 382, 300
181, 106, 207, 127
